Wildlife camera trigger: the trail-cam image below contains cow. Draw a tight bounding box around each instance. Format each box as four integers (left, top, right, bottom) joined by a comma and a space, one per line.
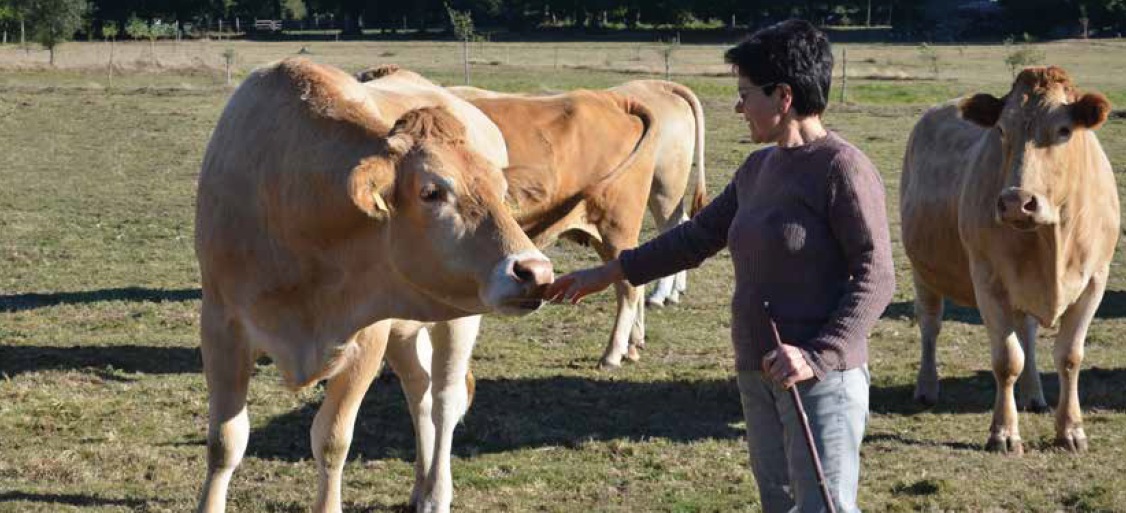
446, 80, 707, 367
194, 58, 553, 513
901, 66, 1117, 454
343, 69, 696, 511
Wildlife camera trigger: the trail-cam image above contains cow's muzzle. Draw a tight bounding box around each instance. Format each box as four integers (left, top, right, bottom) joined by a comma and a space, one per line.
996, 187, 1055, 230
483, 250, 554, 314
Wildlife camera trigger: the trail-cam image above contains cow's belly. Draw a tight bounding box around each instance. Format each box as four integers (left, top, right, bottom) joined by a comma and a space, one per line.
901, 201, 976, 306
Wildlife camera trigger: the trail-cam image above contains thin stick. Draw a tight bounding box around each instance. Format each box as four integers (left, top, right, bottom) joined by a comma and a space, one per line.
764, 301, 836, 513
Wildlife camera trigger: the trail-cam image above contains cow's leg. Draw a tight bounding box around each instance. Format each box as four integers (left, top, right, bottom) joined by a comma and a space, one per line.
197, 303, 255, 513
1015, 314, 1048, 413
631, 285, 645, 354
383, 321, 434, 510
912, 271, 944, 406
646, 202, 688, 307
971, 267, 1024, 455
1051, 275, 1105, 453
311, 322, 391, 513
592, 238, 643, 369
419, 315, 480, 513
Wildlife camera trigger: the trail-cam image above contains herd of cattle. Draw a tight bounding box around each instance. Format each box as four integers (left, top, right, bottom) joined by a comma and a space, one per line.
192, 58, 1115, 512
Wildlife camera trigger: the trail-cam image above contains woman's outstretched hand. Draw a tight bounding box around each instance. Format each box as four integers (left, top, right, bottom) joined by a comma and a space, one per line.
542, 260, 625, 304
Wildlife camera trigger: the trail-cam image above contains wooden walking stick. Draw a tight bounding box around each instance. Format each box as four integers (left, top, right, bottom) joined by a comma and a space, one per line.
763, 301, 837, 513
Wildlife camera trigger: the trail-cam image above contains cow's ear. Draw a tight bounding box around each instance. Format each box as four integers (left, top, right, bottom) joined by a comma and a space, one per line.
349, 155, 397, 219
959, 93, 1005, 126
1071, 92, 1110, 130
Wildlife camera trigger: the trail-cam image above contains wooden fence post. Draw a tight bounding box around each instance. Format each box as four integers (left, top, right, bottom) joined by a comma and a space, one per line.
840, 47, 848, 104
463, 38, 470, 85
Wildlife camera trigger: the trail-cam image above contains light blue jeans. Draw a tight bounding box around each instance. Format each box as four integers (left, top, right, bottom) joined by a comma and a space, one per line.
736, 366, 869, 513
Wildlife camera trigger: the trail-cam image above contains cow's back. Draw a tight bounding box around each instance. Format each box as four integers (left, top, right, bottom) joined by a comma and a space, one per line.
470, 91, 644, 211
360, 71, 508, 169
900, 100, 985, 306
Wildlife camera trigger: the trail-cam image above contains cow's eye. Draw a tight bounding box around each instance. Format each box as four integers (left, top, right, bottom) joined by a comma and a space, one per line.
420, 184, 445, 203
1058, 126, 1072, 140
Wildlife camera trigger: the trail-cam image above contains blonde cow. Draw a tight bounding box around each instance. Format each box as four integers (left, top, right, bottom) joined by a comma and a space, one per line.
194, 58, 552, 513
901, 66, 1117, 454
446, 80, 707, 367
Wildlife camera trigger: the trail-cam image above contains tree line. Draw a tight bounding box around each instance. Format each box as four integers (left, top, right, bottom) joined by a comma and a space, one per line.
2, 0, 1125, 52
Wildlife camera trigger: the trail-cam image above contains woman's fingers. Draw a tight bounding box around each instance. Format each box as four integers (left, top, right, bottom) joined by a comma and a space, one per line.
544, 266, 617, 304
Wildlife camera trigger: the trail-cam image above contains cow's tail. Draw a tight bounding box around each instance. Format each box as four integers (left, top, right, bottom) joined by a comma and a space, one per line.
663, 81, 708, 217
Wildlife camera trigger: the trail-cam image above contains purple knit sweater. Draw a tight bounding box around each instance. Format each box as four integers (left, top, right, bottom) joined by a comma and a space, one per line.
619, 132, 895, 377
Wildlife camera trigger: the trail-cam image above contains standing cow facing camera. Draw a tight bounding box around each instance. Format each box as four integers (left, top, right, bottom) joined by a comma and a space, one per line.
901, 66, 1117, 454
194, 58, 552, 513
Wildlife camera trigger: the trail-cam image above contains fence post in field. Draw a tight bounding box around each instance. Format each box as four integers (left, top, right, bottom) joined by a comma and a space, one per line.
463, 37, 470, 85
554, 47, 559, 70
840, 47, 847, 103
223, 47, 235, 86
662, 38, 679, 81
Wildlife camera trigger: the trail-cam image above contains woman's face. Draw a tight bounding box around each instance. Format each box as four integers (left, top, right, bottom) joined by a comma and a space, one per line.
734, 74, 784, 144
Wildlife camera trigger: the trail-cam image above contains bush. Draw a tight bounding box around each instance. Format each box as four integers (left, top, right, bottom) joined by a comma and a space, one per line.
1003, 36, 1045, 77
917, 42, 941, 78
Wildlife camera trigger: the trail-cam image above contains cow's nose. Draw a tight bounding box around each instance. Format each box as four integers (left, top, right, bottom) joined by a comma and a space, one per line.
512, 257, 554, 286
997, 188, 1045, 226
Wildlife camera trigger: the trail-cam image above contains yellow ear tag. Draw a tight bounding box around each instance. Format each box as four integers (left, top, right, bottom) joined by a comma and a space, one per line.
372, 191, 389, 213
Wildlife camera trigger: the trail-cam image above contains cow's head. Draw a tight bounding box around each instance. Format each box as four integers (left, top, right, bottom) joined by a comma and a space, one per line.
960, 66, 1111, 231
349, 106, 553, 315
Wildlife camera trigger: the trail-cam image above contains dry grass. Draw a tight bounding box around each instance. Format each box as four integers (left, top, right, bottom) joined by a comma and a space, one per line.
2, 40, 1126, 512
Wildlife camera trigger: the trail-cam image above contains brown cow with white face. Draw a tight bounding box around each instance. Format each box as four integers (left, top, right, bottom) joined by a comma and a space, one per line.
901, 66, 1117, 454
194, 58, 551, 513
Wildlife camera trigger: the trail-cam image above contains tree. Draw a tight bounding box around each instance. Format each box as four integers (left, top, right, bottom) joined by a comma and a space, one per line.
103, 19, 116, 85
446, 3, 474, 84
27, 0, 87, 65
0, 1, 15, 44
124, 13, 146, 41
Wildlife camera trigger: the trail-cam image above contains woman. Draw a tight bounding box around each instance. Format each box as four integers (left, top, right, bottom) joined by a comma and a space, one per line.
544, 19, 895, 513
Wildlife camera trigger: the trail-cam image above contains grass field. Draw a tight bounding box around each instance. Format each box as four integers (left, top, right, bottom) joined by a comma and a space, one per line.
2, 39, 1126, 512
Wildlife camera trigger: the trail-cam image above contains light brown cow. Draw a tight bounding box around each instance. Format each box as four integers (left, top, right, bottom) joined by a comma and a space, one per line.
194, 58, 552, 513
901, 66, 1117, 454
446, 81, 707, 367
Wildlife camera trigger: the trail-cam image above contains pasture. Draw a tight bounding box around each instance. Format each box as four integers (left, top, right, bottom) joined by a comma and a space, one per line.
2, 38, 1126, 511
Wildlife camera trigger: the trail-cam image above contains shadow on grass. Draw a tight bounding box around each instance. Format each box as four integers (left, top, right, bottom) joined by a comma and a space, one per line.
0, 345, 201, 377
881, 289, 1126, 325
0, 286, 201, 312
870, 367, 1126, 415
248, 375, 746, 462
864, 432, 980, 451
245, 365, 1126, 462
0, 491, 159, 509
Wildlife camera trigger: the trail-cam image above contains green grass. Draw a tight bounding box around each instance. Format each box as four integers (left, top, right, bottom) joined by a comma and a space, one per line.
3, 41, 1126, 512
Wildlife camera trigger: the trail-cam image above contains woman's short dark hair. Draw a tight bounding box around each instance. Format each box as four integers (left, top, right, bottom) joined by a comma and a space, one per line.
724, 19, 833, 116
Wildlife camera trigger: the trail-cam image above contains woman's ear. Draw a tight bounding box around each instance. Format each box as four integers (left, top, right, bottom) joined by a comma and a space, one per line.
777, 83, 794, 115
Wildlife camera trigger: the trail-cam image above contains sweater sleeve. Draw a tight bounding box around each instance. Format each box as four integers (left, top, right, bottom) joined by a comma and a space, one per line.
802, 150, 897, 379
618, 179, 738, 287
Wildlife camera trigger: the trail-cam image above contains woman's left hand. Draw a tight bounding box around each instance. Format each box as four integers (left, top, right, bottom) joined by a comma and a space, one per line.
762, 344, 815, 389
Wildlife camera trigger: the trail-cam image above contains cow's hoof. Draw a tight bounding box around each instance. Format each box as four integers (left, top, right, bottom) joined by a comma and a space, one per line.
667, 292, 681, 305
1019, 397, 1050, 413
1055, 430, 1088, 453
985, 434, 1024, 455
626, 345, 641, 362
597, 358, 622, 371
645, 297, 666, 308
